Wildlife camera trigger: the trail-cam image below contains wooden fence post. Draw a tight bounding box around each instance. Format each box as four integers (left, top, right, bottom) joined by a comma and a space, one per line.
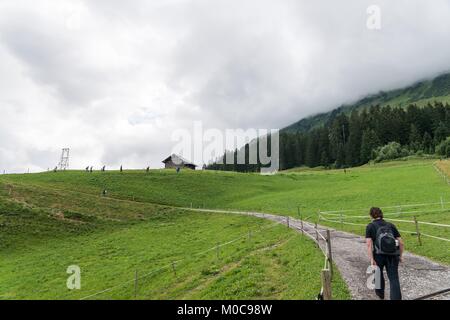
172, 261, 177, 277
321, 269, 332, 300
216, 242, 220, 259
300, 213, 304, 236
413, 216, 422, 246
134, 270, 138, 299
326, 229, 333, 279
315, 222, 319, 243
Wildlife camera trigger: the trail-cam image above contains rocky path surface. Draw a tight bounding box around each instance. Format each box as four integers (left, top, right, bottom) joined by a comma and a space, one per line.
187, 208, 450, 300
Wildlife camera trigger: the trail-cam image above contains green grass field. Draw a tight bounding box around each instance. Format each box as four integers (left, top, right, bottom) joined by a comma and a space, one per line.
1, 158, 449, 299
0, 179, 349, 300
6, 159, 448, 215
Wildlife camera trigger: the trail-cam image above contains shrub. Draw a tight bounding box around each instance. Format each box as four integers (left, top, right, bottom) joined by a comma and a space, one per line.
374, 142, 409, 163
435, 137, 450, 157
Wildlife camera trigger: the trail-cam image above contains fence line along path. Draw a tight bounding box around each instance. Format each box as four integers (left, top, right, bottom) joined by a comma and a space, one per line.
183, 207, 450, 300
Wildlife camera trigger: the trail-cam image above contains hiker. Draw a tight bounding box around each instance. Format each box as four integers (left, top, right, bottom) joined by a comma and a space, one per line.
176, 166, 180, 173
102, 165, 106, 172
85, 166, 89, 172
120, 165, 123, 172
146, 166, 150, 173
365, 207, 404, 300
90, 166, 93, 173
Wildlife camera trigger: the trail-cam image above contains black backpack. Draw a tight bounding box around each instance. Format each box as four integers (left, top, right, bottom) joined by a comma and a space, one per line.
374, 223, 399, 255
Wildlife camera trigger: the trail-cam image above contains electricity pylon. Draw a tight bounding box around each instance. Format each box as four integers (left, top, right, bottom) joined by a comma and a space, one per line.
58, 148, 70, 170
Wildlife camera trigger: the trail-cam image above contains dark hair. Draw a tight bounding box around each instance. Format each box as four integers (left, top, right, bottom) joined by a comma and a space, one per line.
369, 207, 383, 219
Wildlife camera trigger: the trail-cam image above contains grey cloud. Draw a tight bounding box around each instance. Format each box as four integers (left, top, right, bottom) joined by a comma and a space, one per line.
1, 0, 450, 172
165, 0, 450, 129
0, 8, 129, 107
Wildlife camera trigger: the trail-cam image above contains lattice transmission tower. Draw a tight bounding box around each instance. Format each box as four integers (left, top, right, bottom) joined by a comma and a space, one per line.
58, 148, 70, 170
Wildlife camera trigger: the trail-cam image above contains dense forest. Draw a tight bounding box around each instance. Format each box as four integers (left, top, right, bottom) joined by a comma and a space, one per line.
207, 102, 450, 172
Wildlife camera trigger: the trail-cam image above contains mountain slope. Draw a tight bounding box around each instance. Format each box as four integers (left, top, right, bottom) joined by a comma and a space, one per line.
0, 171, 350, 299
284, 72, 450, 133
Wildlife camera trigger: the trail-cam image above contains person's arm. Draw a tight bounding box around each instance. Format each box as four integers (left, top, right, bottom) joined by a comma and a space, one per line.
366, 238, 376, 265
392, 224, 403, 262
397, 237, 404, 262
365, 224, 376, 265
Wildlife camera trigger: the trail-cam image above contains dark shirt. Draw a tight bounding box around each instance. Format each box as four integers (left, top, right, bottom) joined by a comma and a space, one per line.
366, 219, 401, 252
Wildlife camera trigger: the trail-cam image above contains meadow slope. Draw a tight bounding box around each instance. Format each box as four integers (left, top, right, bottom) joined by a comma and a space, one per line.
0, 179, 349, 300
0, 158, 449, 300
1, 159, 447, 264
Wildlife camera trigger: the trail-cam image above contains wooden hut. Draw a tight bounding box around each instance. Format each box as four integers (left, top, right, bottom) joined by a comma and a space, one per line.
162, 154, 197, 170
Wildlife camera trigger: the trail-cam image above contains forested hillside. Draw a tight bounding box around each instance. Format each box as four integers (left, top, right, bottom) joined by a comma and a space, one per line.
208, 102, 450, 171
277, 102, 450, 170
207, 73, 450, 171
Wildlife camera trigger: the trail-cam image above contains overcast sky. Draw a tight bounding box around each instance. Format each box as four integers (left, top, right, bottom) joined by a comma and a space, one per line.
1, 0, 450, 172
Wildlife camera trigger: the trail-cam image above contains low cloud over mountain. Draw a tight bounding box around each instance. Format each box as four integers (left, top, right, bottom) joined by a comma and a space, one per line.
1, 0, 450, 171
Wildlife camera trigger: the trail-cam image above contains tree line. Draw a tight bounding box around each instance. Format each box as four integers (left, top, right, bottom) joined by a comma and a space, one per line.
207, 102, 450, 172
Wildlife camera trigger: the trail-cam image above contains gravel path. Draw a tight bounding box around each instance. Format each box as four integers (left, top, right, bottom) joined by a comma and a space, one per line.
188, 208, 450, 300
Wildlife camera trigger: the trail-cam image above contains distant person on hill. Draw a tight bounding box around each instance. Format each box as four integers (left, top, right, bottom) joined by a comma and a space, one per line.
120, 165, 123, 172
85, 166, 89, 172
176, 166, 180, 173
146, 166, 150, 173
90, 166, 93, 173
366, 207, 403, 300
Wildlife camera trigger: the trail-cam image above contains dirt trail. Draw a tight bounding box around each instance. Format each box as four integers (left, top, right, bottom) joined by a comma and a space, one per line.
188, 208, 450, 300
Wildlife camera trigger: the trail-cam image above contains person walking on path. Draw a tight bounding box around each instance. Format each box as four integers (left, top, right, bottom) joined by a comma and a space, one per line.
365, 207, 404, 300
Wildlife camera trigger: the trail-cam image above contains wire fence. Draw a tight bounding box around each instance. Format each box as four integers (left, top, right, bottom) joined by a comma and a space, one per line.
10, 200, 445, 300
77, 221, 283, 300
317, 199, 450, 244
185, 209, 334, 276
433, 162, 450, 185
319, 200, 450, 216
11, 215, 336, 300
0, 217, 280, 300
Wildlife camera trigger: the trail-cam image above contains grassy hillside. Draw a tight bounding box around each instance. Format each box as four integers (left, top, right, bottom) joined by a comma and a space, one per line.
1, 159, 449, 266
284, 72, 450, 133
0, 177, 349, 300
6, 159, 448, 215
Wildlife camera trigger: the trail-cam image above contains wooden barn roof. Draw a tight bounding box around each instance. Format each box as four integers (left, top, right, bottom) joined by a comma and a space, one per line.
162, 154, 197, 166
